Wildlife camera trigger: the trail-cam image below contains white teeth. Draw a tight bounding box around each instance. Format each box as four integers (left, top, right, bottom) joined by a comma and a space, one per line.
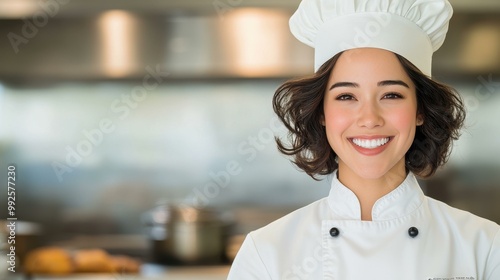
352, 137, 390, 149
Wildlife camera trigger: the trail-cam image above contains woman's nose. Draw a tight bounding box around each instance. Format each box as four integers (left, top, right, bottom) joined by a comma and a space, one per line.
357, 102, 384, 128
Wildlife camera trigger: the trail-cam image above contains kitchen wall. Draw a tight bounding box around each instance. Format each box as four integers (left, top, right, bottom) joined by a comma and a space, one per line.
0, 80, 332, 238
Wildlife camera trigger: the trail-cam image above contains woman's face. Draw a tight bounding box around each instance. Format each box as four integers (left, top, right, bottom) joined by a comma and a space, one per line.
323, 48, 422, 179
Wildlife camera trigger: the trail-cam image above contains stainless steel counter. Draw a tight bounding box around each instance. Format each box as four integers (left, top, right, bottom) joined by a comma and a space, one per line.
8, 264, 230, 280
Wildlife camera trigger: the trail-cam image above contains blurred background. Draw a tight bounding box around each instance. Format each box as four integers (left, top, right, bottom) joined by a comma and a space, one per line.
0, 0, 499, 278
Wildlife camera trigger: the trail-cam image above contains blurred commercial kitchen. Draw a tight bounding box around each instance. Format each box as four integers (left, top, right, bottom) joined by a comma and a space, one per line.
0, 0, 499, 278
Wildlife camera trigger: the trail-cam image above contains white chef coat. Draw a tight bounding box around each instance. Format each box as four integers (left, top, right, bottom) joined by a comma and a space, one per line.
228, 172, 500, 280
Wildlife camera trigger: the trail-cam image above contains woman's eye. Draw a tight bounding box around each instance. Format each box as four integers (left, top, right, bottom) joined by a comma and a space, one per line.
383, 92, 403, 99
335, 94, 355, 101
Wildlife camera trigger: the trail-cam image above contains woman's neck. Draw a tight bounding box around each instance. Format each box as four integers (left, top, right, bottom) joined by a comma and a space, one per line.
337, 162, 407, 221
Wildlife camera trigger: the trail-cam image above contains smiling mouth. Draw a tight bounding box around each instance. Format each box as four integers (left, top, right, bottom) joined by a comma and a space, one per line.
350, 137, 393, 149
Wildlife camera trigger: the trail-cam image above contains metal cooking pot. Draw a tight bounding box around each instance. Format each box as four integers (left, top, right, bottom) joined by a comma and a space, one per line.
144, 204, 231, 265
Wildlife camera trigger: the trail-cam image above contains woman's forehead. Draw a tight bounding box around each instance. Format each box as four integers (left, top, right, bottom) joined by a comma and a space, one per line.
329, 48, 414, 87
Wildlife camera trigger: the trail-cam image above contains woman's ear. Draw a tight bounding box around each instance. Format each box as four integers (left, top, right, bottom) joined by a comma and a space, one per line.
416, 114, 424, 126
320, 115, 325, 126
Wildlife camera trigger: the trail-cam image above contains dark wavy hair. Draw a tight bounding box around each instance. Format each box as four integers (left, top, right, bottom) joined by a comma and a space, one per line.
273, 52, 466, 179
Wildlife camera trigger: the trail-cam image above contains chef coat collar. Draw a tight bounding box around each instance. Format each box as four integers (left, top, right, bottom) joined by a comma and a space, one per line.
327, 171, 425, 221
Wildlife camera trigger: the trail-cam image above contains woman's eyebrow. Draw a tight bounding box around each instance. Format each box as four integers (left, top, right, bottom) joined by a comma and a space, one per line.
329, 80, 409, 90
377, 80, 410, 88
329, 82, 359, 90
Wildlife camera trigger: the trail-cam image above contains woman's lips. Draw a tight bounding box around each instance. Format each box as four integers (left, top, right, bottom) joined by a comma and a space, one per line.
348, 136, 393, 156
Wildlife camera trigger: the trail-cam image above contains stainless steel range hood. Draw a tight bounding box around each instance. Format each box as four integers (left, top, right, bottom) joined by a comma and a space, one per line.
0, 5, 498, 81
0, 9, 313, 81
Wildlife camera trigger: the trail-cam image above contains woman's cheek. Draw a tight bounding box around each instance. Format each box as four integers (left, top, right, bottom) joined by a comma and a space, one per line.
389, 107, 418, 129
329, 105, 353, 125
324, 107, 351, 147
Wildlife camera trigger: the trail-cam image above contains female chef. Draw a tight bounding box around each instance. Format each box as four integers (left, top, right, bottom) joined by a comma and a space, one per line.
228, 0, 500, 279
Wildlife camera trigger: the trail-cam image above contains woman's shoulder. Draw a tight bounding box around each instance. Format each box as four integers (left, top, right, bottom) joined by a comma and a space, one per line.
250, 197, 329, 243
425, 196, 500, 235
228, 198, 330, 280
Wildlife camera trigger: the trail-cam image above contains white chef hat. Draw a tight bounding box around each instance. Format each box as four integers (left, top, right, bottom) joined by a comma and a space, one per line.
289, 0, 453, 76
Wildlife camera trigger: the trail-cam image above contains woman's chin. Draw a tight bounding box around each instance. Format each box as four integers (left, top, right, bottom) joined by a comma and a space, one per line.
341, 163, 403, 181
